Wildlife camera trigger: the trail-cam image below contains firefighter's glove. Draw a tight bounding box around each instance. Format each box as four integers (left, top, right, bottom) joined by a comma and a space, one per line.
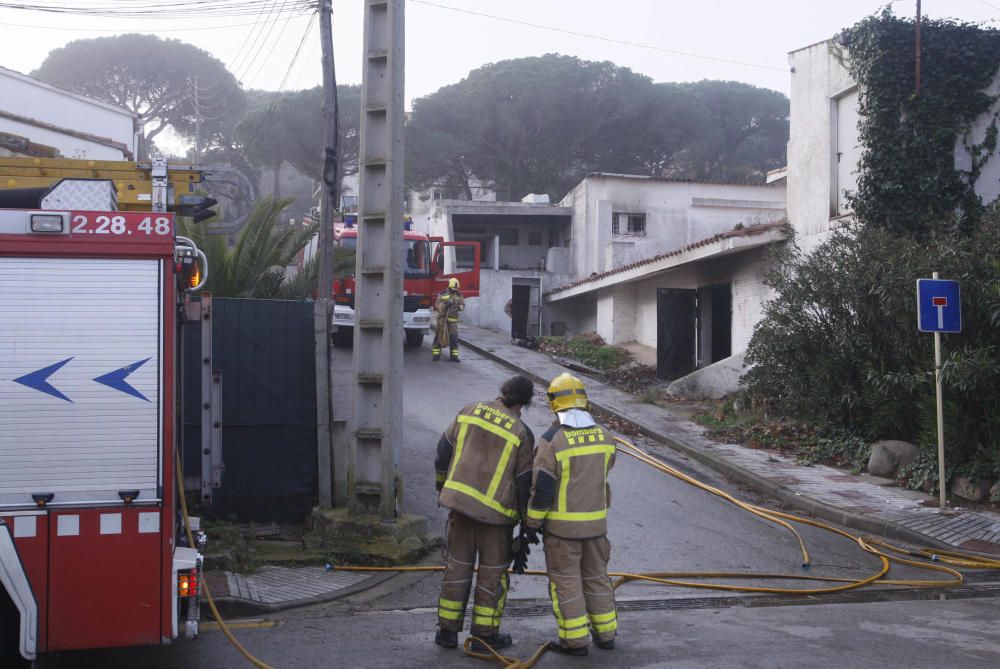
511, 536, 530, 575
524, 526, 541, 545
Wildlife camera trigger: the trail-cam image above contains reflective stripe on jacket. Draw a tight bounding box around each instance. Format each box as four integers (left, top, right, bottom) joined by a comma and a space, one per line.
526, 423, 615, 539
436, 399, 534, 526
437, 289, 464, 323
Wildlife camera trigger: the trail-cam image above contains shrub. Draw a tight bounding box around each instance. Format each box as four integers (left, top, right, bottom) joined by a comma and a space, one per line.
742, 213, 1000, 480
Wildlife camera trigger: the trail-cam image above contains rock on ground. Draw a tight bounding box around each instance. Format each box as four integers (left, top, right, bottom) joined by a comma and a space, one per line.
867, 440, 919, 478
950, 475, 996, 503
667, 352, 746, 400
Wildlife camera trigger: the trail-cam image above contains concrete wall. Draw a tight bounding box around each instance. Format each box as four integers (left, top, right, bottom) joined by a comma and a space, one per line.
461, 268, 570, 334
730, 253, 772, 352
594, 284, 637, 344
787, 42, 858, 249
546, 293, 597, 337
559, 175, 786, 280
0, 67, 138, 159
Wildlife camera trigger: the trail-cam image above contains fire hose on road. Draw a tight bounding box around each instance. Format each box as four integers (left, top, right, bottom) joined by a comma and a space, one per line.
182, 438, 1000, 669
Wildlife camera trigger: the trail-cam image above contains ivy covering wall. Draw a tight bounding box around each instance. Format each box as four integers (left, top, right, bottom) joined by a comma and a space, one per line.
839, 7, 1000, 235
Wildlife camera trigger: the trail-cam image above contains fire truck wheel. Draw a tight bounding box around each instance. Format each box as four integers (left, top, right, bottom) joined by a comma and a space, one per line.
0, 596, 29, 668
404, 330, 425, 348
332, 330, 353, 348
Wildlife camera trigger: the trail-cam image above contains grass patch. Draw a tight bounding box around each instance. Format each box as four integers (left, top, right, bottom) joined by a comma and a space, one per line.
539, 333, 630, 371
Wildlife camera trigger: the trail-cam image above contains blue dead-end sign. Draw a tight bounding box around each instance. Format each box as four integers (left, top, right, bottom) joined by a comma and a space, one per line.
917, 278, 961, 333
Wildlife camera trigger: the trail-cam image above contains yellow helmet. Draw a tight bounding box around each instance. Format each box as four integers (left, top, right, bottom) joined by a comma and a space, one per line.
448, 277, 460, 290
547, 373, 588, 412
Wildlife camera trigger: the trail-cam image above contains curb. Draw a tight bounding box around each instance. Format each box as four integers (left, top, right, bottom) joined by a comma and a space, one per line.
462, 336, 958, 553
205, 570, 399, 617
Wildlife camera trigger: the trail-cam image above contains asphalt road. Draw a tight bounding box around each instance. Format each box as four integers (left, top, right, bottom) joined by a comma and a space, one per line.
38, 333, 1000, 668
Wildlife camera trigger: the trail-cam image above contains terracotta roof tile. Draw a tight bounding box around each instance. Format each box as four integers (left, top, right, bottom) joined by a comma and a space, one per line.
546, 220, 788, 296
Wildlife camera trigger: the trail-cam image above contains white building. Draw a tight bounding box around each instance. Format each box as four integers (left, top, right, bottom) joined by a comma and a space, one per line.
544, 174, 787, 379
787, 39, 1000, 253
561, 173, 787, 280
422, 194, 573, 336
0, 65, 140, 160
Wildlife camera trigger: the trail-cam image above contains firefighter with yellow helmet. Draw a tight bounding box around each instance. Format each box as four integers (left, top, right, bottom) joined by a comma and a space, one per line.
433, 375, 536, 651
432, 277, 464, 362
525, 373, 617, 656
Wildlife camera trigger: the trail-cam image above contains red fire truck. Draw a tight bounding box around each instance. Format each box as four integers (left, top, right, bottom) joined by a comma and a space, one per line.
331, 215, 481, 347
0, 181, 206, 665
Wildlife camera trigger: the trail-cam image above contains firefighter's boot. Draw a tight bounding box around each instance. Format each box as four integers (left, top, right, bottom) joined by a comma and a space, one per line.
592, 632, 615, 650
470, 632, 513, 652
434, 629, 458, 649
549, 640, 589, 656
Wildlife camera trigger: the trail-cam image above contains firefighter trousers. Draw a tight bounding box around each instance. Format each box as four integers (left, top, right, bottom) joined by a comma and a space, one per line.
437, 512, 513, 636
432, 327, 459, 360
543, 534, 618, 649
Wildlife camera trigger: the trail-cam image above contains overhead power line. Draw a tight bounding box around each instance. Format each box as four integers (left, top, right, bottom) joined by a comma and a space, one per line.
0, 16, 288, 32
240, 11, 318, 158
973, 0, 1000, 13
409, 0, 789, 72
0, 1, 313, 19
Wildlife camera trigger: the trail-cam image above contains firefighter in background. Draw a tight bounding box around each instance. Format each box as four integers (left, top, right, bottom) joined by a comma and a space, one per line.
432, 277, 464, 362
433, 375, 536, 651
525, 373, 617, 657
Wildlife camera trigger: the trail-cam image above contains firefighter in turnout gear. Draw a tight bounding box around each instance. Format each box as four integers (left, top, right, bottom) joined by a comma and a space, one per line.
432, 277, 464, 362
433, 376, 536, 651
525, 373, 617, 656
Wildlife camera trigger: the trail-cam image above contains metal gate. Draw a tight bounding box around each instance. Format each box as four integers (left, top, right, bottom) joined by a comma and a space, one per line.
183, 298, 316, 522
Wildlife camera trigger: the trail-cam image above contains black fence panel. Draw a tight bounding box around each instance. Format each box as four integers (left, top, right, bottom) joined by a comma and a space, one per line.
183, 298, 317, 522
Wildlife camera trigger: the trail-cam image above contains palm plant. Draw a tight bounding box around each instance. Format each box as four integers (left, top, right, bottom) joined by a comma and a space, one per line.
179, 197, 318, 299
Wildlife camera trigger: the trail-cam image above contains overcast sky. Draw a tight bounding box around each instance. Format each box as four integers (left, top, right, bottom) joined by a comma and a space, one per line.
2, 1, 998, 108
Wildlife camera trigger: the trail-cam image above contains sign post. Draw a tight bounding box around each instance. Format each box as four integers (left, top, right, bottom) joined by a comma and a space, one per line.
916, 273, 961, 510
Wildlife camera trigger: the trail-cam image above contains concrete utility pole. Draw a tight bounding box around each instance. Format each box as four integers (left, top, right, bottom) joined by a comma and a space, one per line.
348, 0, 405, 518
316, 0, 339, 509
915, 0, 922, 97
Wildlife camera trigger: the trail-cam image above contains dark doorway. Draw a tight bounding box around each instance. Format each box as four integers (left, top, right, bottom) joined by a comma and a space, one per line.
510, 278, 541, 340
709, 284, 732, 363
511, 284, 531, 339
656, 288, 696, 379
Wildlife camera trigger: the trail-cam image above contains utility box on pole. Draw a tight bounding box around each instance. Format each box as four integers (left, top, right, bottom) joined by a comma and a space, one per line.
349, 0, 405, 519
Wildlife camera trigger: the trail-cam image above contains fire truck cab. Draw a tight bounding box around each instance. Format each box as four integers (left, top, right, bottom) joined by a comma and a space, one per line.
331, 215, 481, 348
0, 177, 206, 664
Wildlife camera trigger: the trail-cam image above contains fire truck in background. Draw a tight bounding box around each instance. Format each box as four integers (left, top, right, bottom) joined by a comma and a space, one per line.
312, 213, 481, 348
0, 162, 209, 665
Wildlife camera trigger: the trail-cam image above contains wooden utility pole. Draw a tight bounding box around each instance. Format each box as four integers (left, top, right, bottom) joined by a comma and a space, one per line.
915, 0, 922, 96
316, 0, 339, 509
348, 0, 405, 518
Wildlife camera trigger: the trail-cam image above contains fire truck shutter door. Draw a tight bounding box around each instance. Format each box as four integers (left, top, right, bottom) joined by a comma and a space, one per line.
0, 257, 162, 508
